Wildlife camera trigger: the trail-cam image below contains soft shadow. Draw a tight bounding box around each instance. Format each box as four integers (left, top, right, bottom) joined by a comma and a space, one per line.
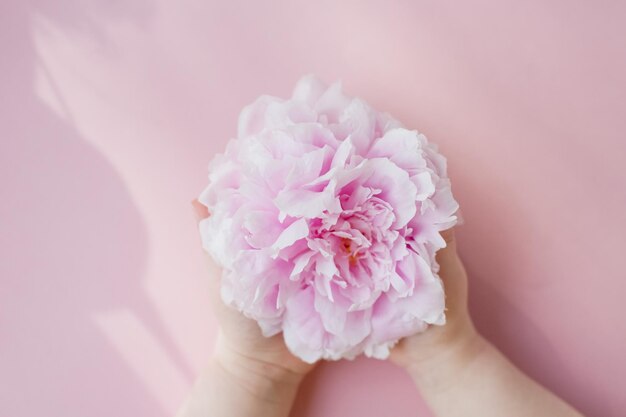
0, 1, 190, 416
453, 169, 593, 416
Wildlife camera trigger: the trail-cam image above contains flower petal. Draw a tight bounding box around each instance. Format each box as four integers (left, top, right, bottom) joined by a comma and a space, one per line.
270, 218, 309, 256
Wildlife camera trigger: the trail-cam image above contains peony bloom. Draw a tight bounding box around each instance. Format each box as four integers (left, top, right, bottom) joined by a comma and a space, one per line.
198, 75, 459, 363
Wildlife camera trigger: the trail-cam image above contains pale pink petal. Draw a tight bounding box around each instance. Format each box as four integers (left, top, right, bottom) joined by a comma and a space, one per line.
368, 128, 427, 174
290, 251, 315, 279
274, 186, 341, 220
237, 95, 283, 139
314, 80, 351, 123
398, 254, 446, 325
284, 146, 331, 188
270, 218, 309, 256
330, 135, 355, 168
243, 210, 283, 248
283, 286, 326, 363
412, 171, 436, 201
360, 158, 418, 228
313, 286, 347, 334
291, 74, 328, 106
338, 99, 376, 154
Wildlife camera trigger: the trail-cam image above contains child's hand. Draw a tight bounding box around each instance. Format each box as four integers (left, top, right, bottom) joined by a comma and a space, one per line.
184, 206, 583, 417
178, 201, 315, 417
390, 229, 584, 417
192, 200, 314, 387
390, 228, 483, 377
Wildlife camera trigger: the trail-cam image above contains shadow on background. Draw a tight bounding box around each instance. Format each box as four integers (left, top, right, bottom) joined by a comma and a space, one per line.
0, 1, 191, 416
453, 170, 594, 416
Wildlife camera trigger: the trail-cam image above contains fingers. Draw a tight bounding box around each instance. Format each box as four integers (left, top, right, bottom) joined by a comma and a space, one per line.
192, 199, 210, 222
436, 227, 459, 268
439, 227, 457, 252
191, 198, 220, 292
435, 228, 468, 320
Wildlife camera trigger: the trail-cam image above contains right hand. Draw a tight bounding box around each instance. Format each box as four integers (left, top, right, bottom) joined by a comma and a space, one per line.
390, 228, 485, 376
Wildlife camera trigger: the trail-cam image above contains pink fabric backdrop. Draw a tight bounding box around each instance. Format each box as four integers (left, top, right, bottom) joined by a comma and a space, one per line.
2, 1, 625, 416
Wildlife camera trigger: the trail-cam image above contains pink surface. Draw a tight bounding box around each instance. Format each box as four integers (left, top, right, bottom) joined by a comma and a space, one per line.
1, 1, 625, 416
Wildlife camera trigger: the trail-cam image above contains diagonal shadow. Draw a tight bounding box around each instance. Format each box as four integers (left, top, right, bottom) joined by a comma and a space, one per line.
0, 1, 193, 416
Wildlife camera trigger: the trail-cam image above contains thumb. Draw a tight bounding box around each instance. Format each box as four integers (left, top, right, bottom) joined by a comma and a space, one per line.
437, 228, 459, 266
191, 199, 222, 298
192, 199, 210, 223
435, 228, 468, 320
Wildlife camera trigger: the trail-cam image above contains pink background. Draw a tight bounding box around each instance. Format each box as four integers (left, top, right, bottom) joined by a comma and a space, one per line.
2, 1, 625, 416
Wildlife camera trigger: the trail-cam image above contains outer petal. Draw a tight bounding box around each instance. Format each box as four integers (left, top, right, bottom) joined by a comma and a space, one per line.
397, 253, 446, 325
199, 210, 244, 269
270, 218, 309, 256
274, 185, 341, 220
368, 128, 427, 174
243, 210, 283, 248
238, 96, 317, 139
283, 286, 326, 363
314, 80, 351, 124
237, 95, 282, 139
360, 158, 418, 228
338, 98, 376, 155
292, 74, 328, 106
362, 294, 427, 359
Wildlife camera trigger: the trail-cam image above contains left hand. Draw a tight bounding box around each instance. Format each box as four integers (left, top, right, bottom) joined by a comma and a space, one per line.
192, 200, 315, 387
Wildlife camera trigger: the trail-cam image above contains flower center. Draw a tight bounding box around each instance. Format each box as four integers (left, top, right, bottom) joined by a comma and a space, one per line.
341, 238, 360, 266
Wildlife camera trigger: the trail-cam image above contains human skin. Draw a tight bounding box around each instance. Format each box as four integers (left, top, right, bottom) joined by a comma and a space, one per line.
176, 201, 314, 417
177, 201, 584, 417
389, 228, 584, 417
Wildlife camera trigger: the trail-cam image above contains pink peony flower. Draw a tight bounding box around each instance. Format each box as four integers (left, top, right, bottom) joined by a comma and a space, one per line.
198, 75, 459, 363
